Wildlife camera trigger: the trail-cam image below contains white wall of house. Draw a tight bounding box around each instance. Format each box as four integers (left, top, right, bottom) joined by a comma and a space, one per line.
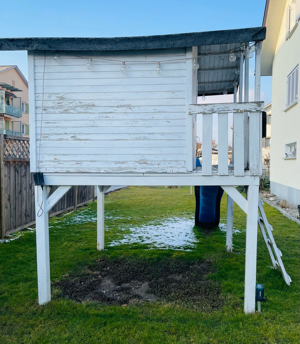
32, 49, 193, 173
270, 0, 300, 205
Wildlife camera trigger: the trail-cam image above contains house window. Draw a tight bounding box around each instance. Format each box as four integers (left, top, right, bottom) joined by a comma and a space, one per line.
285, 142, 297, 159
265, 138, 271, 148
287, 1, 297, 35
22, 124, 26, 134
22, 102, 26, 113
287, 65, 299, 108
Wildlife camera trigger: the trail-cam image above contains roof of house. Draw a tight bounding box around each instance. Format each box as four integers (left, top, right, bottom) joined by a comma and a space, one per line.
0, 27, 266, 51
261, 0, 287, 76
0, 65, 28, 87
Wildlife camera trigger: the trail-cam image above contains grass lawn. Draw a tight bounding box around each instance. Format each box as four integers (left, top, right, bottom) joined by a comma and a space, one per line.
0, 186, 299, 343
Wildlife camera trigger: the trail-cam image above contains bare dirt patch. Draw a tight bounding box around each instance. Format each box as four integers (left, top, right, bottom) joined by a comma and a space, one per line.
54, 258, 223, 310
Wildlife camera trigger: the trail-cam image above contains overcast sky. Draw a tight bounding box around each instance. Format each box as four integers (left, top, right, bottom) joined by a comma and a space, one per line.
0, 0, 271, 142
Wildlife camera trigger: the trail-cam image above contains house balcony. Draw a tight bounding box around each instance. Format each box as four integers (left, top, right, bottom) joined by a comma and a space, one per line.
0, 129, 22, 137
0, 103, 22, 118
0, 100, 22, 118
0, 86, 22, 118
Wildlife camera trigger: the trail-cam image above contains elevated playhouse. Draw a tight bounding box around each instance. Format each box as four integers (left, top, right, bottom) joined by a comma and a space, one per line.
0, 26, 290, 314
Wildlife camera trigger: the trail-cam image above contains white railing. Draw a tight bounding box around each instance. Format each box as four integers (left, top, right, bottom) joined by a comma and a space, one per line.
189, 101, 264, 176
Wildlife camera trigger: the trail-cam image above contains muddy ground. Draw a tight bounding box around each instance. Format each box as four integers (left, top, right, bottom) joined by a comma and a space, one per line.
55, 258, 224, 310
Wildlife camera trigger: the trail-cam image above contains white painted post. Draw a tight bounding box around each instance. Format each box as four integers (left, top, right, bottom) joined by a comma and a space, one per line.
249, 111, 260, 175
232, 84, 238, 164
233, 83, 237, 103
218, 113, 228, 175
233, 112, 244, 176
239, 52, 244, 103
97, 186, 105, 251
186, 46, 198, 171
226, 195, 234, 252
244, 184, 259, 314
35, 186, 51, 305
255, 42, 262, 174
244, 46, 250, 169
28, 52, 37, 172
202, 114, 213, 175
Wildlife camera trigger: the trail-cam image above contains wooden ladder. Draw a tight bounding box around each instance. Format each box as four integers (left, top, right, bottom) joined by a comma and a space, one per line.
258, 199, 292, 285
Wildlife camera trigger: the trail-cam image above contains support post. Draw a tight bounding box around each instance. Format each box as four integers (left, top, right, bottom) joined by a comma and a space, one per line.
244, 46, 250, 169
0, 134, 4, 239
185, 46, 198, 171
74, 186, 78, 211
35, 185, 51, 305
255, 42, 262, 174
97, 186, 105, 251
226, 195, 234, 252
97, 186, 110, 251
239, 52, 244, 103
232, 84, 238, 164
244, 184, 259, 314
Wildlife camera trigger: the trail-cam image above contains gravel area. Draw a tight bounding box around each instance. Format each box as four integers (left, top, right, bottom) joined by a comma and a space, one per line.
260, 191, 300, 224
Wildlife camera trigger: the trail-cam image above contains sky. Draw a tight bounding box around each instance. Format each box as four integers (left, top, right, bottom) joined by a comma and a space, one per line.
0, 0, 272, 142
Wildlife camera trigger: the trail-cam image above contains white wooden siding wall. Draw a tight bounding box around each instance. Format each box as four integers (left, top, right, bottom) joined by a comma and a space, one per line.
33, 50, 187, 173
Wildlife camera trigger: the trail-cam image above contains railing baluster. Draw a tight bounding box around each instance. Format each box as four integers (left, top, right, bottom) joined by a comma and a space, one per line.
233, 112, 244, 176
218, 113, 228, 175
249, 112, 260, 175
202, 113, 212, 175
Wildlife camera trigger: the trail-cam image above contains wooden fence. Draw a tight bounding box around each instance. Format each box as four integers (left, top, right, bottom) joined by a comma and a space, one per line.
0, 135, 95, 238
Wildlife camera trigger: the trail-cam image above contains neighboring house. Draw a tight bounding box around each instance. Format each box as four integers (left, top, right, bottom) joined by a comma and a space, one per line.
262, 0, 300, 205
263, 102, 271, 149
0, 65, 29, 137
262, 103, 271, 176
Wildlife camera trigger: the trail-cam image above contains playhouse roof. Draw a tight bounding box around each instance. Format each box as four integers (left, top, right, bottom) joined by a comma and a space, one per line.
0, 27, 265, 51
0, 27, 266, 96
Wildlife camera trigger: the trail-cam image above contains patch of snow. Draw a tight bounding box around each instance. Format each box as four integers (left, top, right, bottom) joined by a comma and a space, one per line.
0, 233, 23, 243
218, 223, 242, 234
108, 217, 197, 250
108, 218, 245, 250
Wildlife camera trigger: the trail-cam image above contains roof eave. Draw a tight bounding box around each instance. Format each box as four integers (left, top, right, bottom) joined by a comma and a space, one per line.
0, 27, 266, 52
261, 0, 286, 76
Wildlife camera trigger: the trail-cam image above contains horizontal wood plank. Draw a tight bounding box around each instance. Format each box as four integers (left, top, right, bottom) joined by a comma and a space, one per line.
35, 91, 186, 101
37, 147, 186, 155
38, 154, 185, 162
188, 102, 264, 114
38, 140, 186, 149
35, 70, 186, 79
36, 84, 186, 93
36, 126, 185, 134
34, 113, 185, 121
38, 160, 187, 173
37, 133, 186, 141
36, 119, 185, 128
35, 77, 186, 87
35, 98, 185, 107
35, 106, 186, 114
35, 63, 186, 73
